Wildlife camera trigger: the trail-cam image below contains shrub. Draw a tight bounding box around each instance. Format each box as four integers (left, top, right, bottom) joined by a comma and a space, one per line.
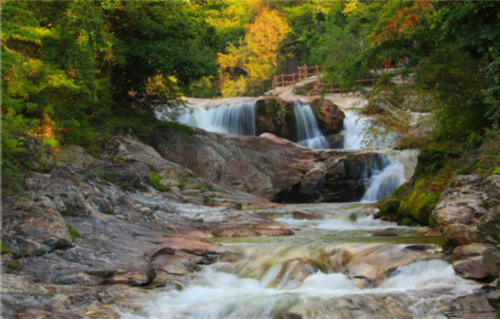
148, 173, 170, 192
68, 226, 81, 241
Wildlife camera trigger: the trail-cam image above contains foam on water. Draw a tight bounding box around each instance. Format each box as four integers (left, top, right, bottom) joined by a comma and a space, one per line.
120, 258, 477, 319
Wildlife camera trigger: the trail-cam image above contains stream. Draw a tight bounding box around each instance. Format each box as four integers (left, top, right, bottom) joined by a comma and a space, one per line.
120, 203, 478, 318
120, 101, 482, 318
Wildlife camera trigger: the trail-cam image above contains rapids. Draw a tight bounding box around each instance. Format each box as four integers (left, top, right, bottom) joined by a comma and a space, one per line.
119, 100, 483, 319
119, 204, 478, 319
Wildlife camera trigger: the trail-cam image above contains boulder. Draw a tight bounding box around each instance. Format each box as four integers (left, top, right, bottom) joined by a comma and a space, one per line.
150, 126, 386, 203
453, 244, 500, 280
432, 175, 500, 245
309, 98, 345, 135
255, 98, 298, 141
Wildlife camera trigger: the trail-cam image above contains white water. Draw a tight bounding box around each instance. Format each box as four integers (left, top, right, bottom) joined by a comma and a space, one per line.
362, 150, 419, 202
120, 257, 476, 319
342, 109, 398, 149
176, 102, 257, 136
293, 101, 329, 149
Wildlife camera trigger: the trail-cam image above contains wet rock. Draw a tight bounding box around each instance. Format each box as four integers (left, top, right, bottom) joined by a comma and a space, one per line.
149, 126, 384, 203
255, 98, 298, 141
285, 293, 415, 319
309, 98, 345, 135
446, 292, 496, 319
425, 229, 442, 236
453, 244, 500, 280
346, 262, 385, 288
292, 211, 322, 220
266, 258, 321, 289
327, 132, 345, 149
325, 243, 442, 287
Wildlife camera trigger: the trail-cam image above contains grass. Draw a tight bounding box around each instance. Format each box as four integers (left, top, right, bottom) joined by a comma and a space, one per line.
97, 173, 118, 184
68, 226, 81, 241
1, 241, 12, 254
148, 172, 170, 192
7, 260, 20, 270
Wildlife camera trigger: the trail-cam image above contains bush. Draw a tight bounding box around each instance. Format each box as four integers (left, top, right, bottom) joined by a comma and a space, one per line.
68, 226, 81, 241
148, 173, 170, 192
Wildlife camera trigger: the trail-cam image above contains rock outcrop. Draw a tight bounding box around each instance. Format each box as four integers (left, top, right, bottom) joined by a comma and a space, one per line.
255, 98, 298, 142
432, 175, 500, 245
309, 98, 345, 135
150, 127, 385, 203
0, 136, 294, 318
430, 174, 500, 283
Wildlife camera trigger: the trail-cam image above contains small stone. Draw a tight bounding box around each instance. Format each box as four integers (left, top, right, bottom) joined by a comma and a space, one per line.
371, 231, 397, 237
425, 230, 442, 236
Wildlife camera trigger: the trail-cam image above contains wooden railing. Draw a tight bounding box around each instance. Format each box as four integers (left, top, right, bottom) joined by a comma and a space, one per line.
273, 65, 323, 89
317, 78, 377, 97
272, 64, 380, 97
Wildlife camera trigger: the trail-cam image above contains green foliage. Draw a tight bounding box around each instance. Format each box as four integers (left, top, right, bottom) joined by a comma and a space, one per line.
97, 173, 118, 184
68, 226, 81, 241
1, 1, 217, 153
1, 241, 13, 254
8, 260, 20, 270
1, 132, 25, 173
196, 218, 204, 223
148, 173, 170, 192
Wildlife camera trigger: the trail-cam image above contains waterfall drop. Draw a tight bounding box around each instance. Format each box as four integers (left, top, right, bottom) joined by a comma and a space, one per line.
176, 102, 257, 136
362, 150, 419, 202
293, 101, 329, 149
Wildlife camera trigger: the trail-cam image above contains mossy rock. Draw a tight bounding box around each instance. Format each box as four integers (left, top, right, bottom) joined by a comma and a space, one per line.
255, 98, 297, 141
397, 184, 439, 226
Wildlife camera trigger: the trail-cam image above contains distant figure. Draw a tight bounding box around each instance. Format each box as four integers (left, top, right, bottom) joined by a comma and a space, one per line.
385, 59, 391, 68
405, 56, 410, 66
398, 57, 406, 67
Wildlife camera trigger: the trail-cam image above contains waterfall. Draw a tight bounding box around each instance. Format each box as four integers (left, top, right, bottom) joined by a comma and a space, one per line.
342, 109, 398, 149
343, 109, 370, 149
175, 102, 256, 136
293, 101, 329, 149
362, 150, 419, 202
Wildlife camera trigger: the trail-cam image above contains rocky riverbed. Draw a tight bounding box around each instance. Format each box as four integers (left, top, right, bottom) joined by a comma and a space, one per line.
2, 116, 500, 318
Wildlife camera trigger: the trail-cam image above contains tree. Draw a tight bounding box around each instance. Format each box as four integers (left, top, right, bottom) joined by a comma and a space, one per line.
218, 7, 290, 96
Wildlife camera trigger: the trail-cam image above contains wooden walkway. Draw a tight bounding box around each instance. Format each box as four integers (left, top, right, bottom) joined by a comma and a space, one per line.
272, 65, 403, 97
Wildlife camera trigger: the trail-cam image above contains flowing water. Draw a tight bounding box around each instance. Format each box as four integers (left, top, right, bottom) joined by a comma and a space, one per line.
361, 150, 419, 202
119, 203, 479, 319
120, 102, 482, 319
170, 100, 329, 149
342, 109, 398, 150
176, 102, 257, 136
293, 101, 329, 149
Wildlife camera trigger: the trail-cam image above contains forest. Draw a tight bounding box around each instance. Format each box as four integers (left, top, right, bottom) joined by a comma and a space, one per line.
3, 0, 500, 167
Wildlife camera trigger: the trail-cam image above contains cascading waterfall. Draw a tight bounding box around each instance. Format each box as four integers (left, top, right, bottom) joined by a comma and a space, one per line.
362, 149, 419, 202
293, 101, 329, 149
176, 102, 257, 136
342, 109, 398, 149
342, 109, 370, 149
